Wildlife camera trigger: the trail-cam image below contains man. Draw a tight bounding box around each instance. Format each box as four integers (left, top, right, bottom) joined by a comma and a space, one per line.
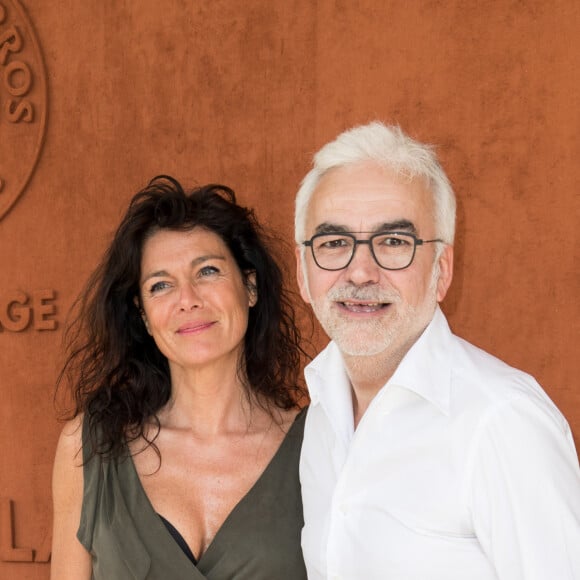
294, 122, 580, 579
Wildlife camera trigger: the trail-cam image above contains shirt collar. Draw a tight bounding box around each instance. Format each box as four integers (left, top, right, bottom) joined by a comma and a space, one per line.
305, 306, 454, 421
305, 339, 356, 444
387, 306, 453, 416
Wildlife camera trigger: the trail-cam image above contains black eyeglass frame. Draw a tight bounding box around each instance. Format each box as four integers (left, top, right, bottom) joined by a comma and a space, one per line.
302, 231, 445, 271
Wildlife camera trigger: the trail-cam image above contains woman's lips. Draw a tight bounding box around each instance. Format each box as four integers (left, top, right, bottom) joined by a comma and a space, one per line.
176, 321, 215, 334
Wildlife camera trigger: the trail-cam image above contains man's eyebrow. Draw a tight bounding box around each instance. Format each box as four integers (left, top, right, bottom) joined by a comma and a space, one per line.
313, 220, 418, 235
314, 223, 350, 235
376, 220, 418, 234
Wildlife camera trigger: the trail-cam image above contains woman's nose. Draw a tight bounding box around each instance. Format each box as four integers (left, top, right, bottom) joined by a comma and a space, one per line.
178, 283, 203, 310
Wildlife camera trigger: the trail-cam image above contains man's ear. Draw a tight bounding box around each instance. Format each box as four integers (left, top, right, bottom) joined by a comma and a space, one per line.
246, 271, 258, 307
436, 244, 454, 302
295, 246, 311, 304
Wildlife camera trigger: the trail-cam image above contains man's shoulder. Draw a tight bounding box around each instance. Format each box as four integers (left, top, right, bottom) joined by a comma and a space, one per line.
449, 332, 562, 420
421, 310, 546, 410
451, 332, 533, 384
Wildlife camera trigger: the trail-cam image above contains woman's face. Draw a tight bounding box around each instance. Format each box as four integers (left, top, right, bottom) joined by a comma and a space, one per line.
138, 227, 256, 376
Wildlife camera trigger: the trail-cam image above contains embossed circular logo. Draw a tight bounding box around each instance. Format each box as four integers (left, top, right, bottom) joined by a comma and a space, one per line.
0, 0, 47, 221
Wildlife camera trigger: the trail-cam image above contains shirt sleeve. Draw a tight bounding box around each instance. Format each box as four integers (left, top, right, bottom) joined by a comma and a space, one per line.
466, 392, 580, 580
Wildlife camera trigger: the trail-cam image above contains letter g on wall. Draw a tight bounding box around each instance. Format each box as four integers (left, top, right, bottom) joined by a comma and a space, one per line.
0, 0, 47, 221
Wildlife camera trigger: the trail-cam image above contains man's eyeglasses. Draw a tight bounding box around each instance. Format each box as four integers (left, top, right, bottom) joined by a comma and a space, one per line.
302, 232, 444, 271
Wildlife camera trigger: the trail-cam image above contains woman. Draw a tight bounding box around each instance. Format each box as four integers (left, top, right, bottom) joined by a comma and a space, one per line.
51, 176, 308, 579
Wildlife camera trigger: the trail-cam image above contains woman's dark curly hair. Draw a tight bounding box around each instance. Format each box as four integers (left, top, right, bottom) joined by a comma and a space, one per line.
58, 175, 307, 459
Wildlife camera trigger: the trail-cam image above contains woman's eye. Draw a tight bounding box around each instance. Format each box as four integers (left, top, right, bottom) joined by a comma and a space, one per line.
149, 280, 170, 293
199, 265, 220, 277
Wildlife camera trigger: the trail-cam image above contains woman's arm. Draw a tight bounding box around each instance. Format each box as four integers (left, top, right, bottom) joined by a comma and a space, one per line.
50, 416, 92, 580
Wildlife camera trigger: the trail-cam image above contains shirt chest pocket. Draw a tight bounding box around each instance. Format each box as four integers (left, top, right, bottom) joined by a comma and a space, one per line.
337, 413, 475, 539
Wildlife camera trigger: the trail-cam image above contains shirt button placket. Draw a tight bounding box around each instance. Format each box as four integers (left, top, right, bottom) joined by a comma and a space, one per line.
326, 478, 349, 579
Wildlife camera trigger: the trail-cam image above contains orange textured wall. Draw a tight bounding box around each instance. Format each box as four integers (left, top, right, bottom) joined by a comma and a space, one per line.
0, 1, 578, 577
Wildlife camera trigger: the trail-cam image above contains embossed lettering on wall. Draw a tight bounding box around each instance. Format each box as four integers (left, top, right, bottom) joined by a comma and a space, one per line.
0, 289, 58, 332
0, 0, 47, 221
0, 498, 50, 563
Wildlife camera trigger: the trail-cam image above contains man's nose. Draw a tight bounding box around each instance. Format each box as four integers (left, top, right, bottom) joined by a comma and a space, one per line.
345, 241, 381, 285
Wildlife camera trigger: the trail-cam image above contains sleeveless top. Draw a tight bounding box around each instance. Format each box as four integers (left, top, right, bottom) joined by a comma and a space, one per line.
77, 408, 308, 579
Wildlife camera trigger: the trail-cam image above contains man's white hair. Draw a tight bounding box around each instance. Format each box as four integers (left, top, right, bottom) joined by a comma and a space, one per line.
294, 122, 456, 245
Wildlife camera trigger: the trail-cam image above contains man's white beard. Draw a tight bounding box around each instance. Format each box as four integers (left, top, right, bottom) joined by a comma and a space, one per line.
305, 257, 441, 358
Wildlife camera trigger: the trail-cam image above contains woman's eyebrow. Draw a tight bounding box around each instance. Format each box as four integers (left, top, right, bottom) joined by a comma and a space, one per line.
141, 254, 227, 284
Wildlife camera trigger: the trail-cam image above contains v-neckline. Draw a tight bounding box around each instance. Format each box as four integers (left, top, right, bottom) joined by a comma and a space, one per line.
125, 410, 303, 573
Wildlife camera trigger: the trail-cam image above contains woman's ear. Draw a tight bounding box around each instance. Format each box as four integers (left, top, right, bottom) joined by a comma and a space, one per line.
134, 296, 151, 334
245, 271, 258, 307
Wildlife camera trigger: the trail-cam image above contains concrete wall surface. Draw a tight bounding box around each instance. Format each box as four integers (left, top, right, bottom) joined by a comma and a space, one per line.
0, 1, 578, 577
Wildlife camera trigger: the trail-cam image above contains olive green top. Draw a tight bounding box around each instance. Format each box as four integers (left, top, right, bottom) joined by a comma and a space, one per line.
78, 409, 307, 579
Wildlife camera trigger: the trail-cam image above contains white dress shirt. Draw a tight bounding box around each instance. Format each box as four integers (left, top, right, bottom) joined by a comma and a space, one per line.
300, 307, 580, 580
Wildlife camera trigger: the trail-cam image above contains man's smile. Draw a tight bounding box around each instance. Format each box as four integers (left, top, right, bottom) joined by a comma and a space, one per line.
338, 300, 390, 313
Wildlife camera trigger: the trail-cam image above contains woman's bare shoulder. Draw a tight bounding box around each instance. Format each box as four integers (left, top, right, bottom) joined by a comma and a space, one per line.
54, 415, 84, 466
51, 414, 92, 579
52, 414, 85, 525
